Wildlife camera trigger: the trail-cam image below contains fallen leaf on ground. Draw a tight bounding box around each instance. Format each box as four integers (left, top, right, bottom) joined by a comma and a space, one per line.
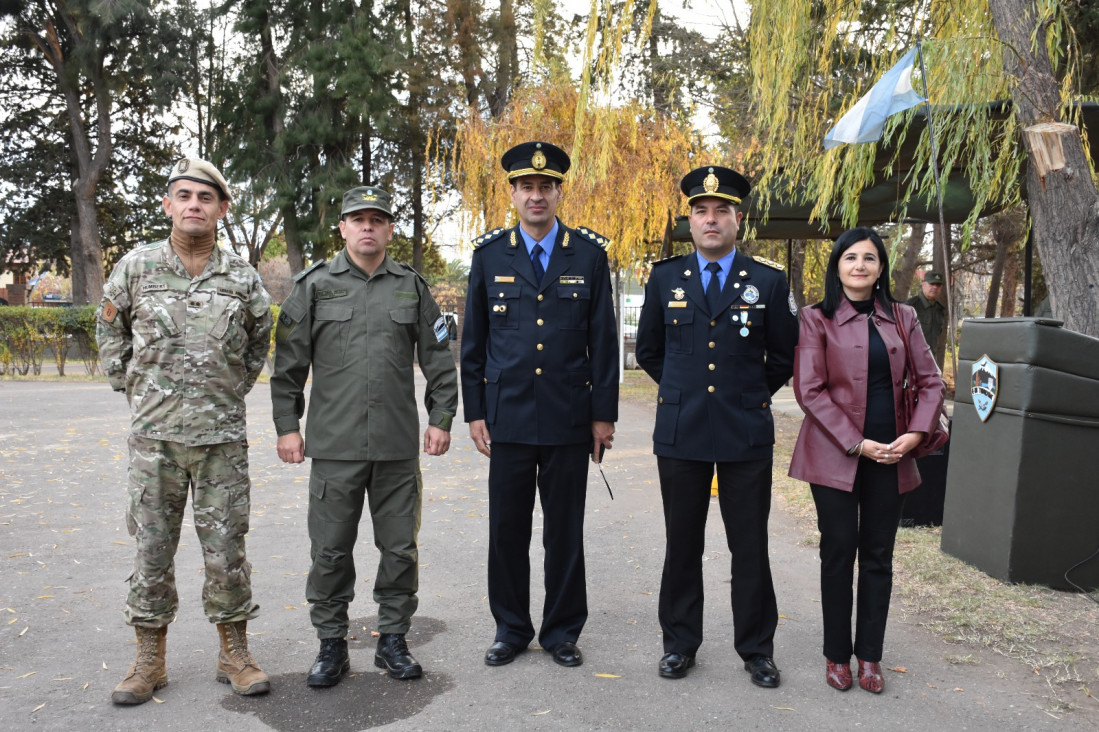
17, 672, 36, 679
594, 673, 621, 678
153, 696, 165, 703
888, 666, 907, 673
32, 703, 45, 713
531, 710, 551, 716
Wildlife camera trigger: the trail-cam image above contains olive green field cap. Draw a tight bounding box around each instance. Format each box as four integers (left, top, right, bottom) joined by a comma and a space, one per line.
342, 186, 394, 217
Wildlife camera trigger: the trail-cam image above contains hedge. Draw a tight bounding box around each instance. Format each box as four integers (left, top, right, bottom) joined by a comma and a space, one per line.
0, 305, 282, 377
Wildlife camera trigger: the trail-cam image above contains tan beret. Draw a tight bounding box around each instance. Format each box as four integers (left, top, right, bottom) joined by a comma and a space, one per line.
167, 157, 231, 201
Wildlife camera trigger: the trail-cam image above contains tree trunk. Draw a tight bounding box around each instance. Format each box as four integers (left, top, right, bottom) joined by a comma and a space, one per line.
986, 233, 1009, 318
999, 248, 1020, 317
931, 222, 951, 279
788, 239, 807, 308
488, 0, 517, 118
283, 203, 305, 273
892, 222, 925, 298
988, 0, 1099, 337
659, 211, 674, 259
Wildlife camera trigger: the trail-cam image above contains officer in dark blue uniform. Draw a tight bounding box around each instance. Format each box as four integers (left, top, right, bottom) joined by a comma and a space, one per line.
635, 166, 798, 685
460, 141, 619, 669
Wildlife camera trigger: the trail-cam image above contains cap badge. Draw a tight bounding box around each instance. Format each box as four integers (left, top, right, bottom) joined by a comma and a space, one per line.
177, 159, 189, 173
672, 287, 685, 301
362, 193, 377, 201
703, 172, 719, 193
532, 150, 547, 170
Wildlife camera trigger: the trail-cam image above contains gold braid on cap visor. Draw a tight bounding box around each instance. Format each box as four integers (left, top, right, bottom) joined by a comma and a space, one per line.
687, 192, 742, 205
507, 168, 565, 180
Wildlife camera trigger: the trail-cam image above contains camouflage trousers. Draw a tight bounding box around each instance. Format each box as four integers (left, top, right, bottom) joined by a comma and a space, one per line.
124, 435, 259, 627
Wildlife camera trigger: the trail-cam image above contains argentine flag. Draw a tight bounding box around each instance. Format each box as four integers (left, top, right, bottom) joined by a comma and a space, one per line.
824, 48, 925, 149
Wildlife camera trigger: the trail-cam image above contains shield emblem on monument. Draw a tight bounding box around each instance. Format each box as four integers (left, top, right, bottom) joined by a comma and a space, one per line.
971, 354, 999, 423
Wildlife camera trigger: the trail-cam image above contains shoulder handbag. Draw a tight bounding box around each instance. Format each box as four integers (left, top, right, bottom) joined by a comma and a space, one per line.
893, 303, 950, 458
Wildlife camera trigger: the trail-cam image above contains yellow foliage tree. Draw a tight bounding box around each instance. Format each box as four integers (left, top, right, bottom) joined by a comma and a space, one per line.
440, 0, 706, 278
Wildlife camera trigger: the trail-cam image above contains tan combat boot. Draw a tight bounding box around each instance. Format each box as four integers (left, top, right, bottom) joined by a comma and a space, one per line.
111, 626, 168, 705
216, 620, 270, 695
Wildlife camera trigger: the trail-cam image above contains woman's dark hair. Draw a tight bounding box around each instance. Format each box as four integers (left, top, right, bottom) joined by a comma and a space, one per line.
818, 226, 896, 318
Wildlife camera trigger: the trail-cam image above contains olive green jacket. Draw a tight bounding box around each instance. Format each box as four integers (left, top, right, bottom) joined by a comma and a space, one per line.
96, 239, 272, 445
270, 250, 458, 461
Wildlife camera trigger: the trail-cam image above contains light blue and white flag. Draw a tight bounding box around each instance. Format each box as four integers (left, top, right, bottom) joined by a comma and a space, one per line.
823, 48, 926, 149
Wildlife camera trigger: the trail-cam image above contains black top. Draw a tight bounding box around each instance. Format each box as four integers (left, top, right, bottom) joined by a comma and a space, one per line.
850, 298, 897, 442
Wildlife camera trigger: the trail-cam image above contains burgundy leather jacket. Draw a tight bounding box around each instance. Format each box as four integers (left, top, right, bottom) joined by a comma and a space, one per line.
788, 298, 945, 494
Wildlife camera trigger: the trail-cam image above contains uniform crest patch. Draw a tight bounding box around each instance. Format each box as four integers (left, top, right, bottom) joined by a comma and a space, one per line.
433, 316, 449, 343
101, 300, 118, 323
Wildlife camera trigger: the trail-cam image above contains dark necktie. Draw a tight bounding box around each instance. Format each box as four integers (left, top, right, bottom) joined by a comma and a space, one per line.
531, 244, 545, 284
705, 261, 722, 313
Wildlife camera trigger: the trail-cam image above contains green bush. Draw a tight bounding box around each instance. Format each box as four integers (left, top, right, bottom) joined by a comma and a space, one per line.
0, 306, 99, 376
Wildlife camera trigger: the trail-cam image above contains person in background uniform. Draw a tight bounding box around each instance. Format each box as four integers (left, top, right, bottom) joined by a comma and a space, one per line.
97, 157, 272, 705
460, 141, 619, 669
271, 186, 458, 688
789, 227, 944, 694
906, 271, 946, 368
635, 165, 798, 685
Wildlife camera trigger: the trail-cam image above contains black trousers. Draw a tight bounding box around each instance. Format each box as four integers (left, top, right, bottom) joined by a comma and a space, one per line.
487, 442, 589, 649
811, 458, 902, 664
656, 456, 778, 660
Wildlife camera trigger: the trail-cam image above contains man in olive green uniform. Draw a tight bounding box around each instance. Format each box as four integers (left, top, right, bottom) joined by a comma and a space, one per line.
907, 271, 946, 368
97, 157, 272, 705
271, 186, 458, 687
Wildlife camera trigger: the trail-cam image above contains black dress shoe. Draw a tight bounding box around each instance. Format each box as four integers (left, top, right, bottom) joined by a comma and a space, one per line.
658, 652, 695, 679
744, 655, 781, 688
374, 633, 423, 680
484, 641, 523, 666
548, 641, 583, 667
307, 638, 350, 687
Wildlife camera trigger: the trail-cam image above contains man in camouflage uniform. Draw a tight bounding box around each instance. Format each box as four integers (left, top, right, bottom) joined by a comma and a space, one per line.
271, 186, 458, 688
97, 158, 272, 705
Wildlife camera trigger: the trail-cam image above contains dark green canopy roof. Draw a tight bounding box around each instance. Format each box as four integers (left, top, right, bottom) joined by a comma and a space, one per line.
674, 101, 1099, 241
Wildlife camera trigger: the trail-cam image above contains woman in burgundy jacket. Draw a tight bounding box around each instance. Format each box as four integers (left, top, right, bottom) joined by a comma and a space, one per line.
789, 227, 944, 694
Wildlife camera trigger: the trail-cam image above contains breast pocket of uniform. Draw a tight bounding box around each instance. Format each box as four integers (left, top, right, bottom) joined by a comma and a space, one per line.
313, 303, 353, 368
653, 385, 680, 445
728, 309, 765, 355
664, 309, 694, 355
388, 307, 418, 361
209, 294, 248, 361
556, 285, 591, 330
488, 284, 520, 329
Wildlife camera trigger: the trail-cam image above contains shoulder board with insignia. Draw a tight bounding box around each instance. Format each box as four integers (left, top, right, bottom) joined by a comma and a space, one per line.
471, 228, 507, 250
651, 254, 684, 267
573, 226, 610, 248
293, 260, 327, 281
399, 262, 429, 285
753, 255, 785, 271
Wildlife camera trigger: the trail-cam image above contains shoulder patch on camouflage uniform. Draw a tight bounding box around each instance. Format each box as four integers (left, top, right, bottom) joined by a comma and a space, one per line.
293, 260, 327, 282
573, 226, 610, 249
753, 255, 785, 271
471, 228, 506, 250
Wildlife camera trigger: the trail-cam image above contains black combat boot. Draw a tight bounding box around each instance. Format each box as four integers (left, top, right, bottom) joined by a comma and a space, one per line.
374, 633, 422, 680
307, 638, 350, 687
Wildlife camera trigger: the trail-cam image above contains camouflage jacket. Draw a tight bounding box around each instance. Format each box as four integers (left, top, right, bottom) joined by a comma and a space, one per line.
96, 239, 273, 446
